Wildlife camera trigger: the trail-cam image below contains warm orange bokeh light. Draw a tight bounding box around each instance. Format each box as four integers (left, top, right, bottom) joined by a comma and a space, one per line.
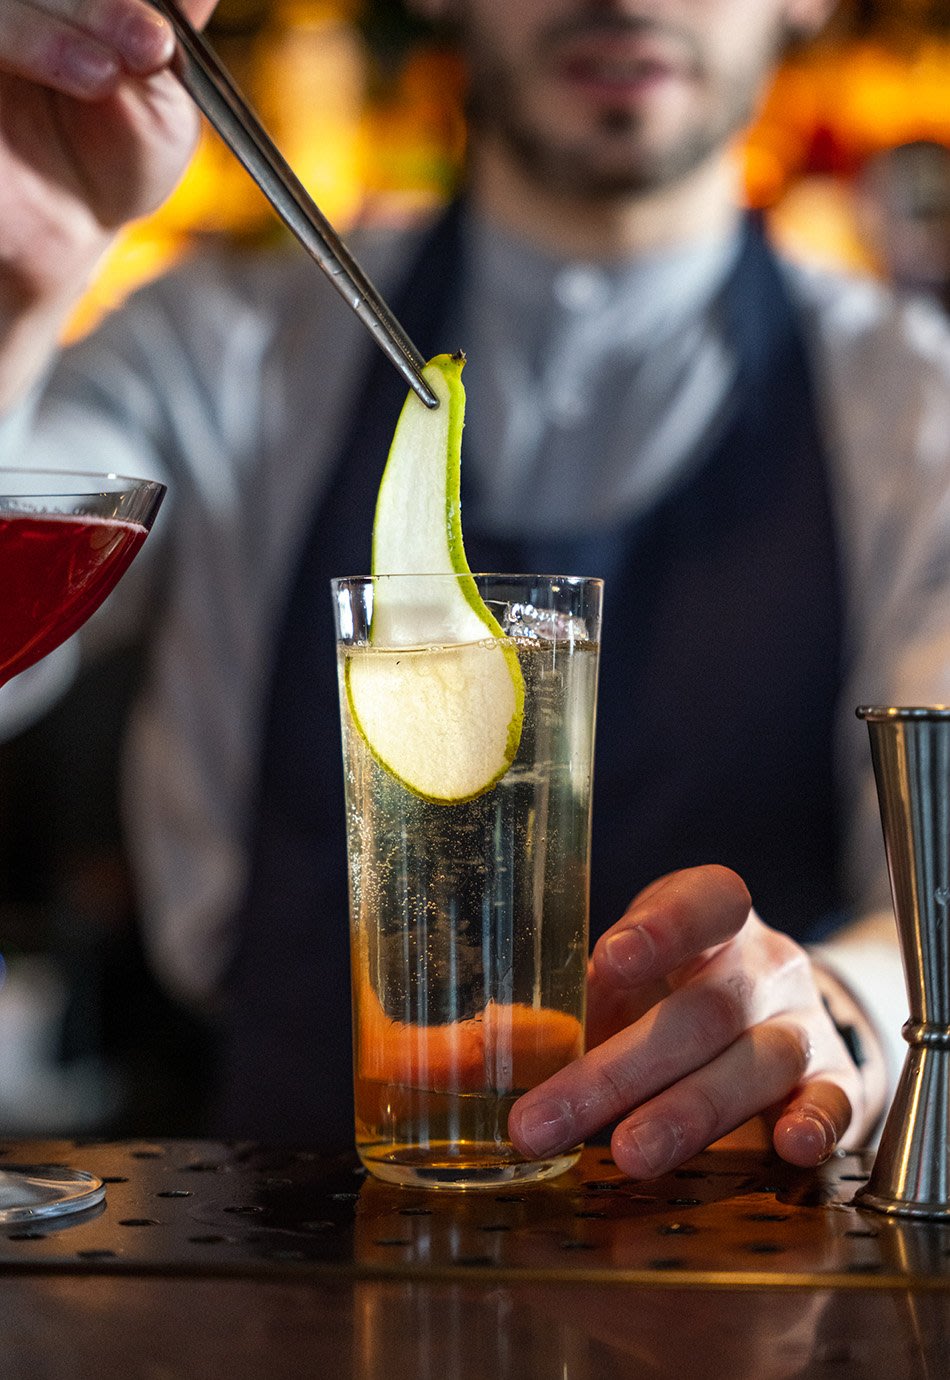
71, 14, 950, 334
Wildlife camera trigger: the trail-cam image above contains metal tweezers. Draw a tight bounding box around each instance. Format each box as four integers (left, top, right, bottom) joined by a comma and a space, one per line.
147, 0, 439, 409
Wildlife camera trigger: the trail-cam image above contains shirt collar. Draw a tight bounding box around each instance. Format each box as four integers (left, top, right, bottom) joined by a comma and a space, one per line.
460, 206, 745, 355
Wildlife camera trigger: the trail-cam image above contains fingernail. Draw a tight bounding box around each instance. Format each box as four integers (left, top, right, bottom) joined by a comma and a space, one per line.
512, 1099, 571, 1156
791, 1111, 835, 1163
604, 925, 656, 981
622, 1118, 681, 1177
117, 8, 174, 72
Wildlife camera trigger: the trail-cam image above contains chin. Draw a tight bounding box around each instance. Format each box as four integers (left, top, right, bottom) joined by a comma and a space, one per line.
510, 134, 712, 201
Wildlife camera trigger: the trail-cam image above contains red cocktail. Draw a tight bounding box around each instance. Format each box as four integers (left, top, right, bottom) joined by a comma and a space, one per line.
0, 469, 165, 1223
0, 513, 148, 684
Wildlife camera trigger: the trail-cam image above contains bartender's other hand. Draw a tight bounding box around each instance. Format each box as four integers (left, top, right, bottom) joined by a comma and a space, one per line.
508, 866, 882, 1180
0, 0, 218, 96
0, 0, 220, 313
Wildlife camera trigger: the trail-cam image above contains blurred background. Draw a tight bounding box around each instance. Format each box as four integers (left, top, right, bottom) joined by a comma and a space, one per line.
64, 0, 950, 336
2, 0, 950, 1141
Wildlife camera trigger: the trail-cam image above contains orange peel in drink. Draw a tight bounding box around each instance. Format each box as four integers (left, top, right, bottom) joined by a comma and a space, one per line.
357, 970, 583, 1095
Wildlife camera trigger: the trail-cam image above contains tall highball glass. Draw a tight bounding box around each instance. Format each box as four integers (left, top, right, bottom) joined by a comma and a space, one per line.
333, 573, 602, 1188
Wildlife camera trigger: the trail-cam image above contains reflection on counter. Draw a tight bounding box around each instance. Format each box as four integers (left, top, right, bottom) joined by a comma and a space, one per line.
0, 1141, 949, 1377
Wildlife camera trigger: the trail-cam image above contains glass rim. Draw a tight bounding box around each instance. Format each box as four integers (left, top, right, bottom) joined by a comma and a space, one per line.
0, 466, 165, 496
857, 705, 950, 721
331, 572, 604, 589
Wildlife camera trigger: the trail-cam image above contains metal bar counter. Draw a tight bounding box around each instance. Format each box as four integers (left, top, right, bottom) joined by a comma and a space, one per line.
1, 1139, 947, 1377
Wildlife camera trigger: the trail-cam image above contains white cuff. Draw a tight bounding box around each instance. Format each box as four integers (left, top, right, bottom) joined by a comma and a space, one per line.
810, 909, 906, 1095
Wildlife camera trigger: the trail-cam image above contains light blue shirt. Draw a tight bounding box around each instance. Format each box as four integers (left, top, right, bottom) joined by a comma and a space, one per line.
2, 213, 950, 1084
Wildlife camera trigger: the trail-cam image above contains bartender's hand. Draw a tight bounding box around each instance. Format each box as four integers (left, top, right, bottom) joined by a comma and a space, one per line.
0, 0, 216, 398
509, 866, 888, 1179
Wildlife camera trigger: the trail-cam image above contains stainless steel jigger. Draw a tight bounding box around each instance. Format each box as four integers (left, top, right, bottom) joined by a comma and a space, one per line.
856, 705, 950, 1219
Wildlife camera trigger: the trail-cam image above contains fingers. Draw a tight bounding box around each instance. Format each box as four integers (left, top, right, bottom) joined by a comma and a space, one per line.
511, 890, 865, 1177
0, 0, 175, 97
591, 865, 752, 992
512, 946, 789, 1160
772, 1079, 854, 1168
610, 1017, 819, 1177
585, 866, 754, 1049
512, 864, 871, 1180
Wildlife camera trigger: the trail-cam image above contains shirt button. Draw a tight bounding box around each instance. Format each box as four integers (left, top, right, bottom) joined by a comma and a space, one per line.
553, 267, 610, 311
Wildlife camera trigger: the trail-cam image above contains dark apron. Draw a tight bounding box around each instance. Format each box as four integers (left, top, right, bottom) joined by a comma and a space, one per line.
215, 206, 845, 1147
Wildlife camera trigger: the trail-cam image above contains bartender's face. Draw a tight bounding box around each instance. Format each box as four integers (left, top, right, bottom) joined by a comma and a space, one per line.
431, 0, 833, 197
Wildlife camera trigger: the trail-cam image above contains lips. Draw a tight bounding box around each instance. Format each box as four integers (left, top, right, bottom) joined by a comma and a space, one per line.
562, 52, 678, 90
549, 28, 695, 102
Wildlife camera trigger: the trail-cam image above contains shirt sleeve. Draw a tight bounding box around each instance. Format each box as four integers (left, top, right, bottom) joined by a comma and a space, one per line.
809, 911, 905, 1090
0, 308, 175, 731
0, 228, 420, 1006
0, 247, 298, 661
796, 267, 950, 1091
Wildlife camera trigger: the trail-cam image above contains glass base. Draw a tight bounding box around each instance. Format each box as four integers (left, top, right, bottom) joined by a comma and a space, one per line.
358, 1143, 581, 1190
0, 1167, 106, 1224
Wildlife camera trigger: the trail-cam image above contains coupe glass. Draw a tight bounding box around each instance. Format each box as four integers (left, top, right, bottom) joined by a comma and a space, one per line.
0, 468, 165, 1223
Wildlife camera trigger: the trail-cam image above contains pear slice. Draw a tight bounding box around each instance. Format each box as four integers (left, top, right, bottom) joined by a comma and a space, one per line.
345, 353, 524, 804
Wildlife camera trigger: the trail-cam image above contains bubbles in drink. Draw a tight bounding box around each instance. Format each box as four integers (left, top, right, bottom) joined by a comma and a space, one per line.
339, 635, 599, 1186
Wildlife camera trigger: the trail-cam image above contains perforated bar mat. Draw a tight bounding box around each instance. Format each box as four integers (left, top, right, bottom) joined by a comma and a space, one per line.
1, 1141, 949, 1287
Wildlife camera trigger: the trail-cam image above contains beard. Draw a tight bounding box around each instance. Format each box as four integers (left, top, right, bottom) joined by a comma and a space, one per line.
458, 9, 788, 200
468, 98, 753, 201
